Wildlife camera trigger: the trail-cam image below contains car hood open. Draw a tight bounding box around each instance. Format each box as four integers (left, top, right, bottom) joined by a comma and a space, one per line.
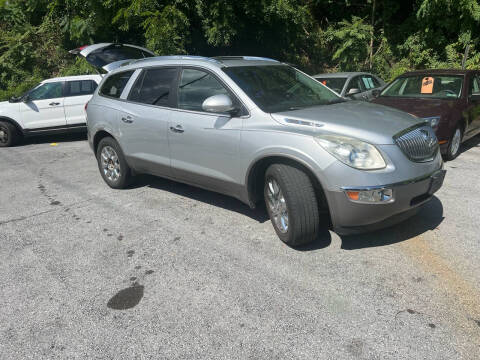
271, 100, 423, 145
70, 43, 155, 73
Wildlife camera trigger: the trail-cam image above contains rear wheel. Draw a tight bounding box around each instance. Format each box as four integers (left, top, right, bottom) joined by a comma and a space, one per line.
0, 121, 19, 147
445, 125, 462, 160
264, 164, 320, 246
96, 137, 132, 189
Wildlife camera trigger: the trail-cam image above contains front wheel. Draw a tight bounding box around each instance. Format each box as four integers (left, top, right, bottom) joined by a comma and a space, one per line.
96, 137, 132, 189
264, 164, 320, 246
445, 125, 462, 161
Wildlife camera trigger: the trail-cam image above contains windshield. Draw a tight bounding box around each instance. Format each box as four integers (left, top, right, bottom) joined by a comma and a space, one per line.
223, 65, 341, 113
381, 75, 463, 99
315, 77, 347, 94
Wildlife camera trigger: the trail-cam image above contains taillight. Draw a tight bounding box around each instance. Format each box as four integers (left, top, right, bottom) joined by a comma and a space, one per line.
84, 102, 89, 112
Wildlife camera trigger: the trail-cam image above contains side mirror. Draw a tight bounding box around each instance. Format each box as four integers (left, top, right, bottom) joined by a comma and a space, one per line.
346, 88, 361, 96
202, 94, 236, 114
371, 89, 380, 98
9, 96, 19, 103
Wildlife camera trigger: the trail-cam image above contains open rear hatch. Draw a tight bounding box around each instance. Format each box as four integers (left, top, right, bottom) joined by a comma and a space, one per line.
69, 43, 155, 73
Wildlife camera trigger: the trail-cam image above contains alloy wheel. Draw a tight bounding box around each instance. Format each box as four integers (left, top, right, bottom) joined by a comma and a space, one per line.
450, 128, 461, 157
266, 178, 289, 233
100, 146, 121, 182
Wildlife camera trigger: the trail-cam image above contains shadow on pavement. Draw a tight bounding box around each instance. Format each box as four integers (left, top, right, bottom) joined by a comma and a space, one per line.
18, 132, 87, 146
134, 174, 270, 223
460, 134, 480, 155
340, 196, 444, 250
133, 175, 443, 251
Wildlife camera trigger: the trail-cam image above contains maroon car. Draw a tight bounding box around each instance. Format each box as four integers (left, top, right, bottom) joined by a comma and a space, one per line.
372, 69, 480, 160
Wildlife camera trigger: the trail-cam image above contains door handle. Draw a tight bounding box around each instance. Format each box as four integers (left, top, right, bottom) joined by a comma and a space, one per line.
170, 125, 184, 133
121, 116, 134, 124
49, 102, 60, 106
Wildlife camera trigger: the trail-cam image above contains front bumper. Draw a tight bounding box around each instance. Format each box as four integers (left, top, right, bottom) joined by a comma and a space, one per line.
326, 168, 446, 235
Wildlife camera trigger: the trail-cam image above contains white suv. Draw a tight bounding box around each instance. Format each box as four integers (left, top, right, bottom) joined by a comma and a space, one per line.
0, 74, 101, 147
0, 43, 155, 147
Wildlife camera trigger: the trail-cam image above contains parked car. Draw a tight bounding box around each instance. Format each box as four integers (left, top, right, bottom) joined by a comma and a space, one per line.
313, 72, 385, 101
0, 43, 155, 147
85, 54, 444, 245
0, 75, 101, 147
372, 69, 480, 160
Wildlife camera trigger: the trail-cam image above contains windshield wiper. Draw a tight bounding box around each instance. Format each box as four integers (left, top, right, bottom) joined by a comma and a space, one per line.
326, 98, 346, 105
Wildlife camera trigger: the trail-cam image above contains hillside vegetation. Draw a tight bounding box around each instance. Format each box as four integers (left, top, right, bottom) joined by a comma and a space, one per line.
1, 0, 479, 100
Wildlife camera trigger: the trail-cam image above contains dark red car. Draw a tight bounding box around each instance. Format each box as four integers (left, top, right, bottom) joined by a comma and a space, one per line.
372, 69, 480, 159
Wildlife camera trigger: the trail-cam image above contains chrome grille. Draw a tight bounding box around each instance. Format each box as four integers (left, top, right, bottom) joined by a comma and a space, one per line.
394, 125, 439, 162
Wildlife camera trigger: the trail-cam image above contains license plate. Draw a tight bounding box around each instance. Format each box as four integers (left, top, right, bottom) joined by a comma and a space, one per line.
428, 170, 446, 195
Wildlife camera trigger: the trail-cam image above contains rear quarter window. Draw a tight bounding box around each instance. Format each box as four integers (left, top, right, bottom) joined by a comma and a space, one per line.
100, 71, 134, 99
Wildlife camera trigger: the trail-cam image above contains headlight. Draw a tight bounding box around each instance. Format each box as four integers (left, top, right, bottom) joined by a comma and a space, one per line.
315, 134, 386, 170
422, 116, 441, 129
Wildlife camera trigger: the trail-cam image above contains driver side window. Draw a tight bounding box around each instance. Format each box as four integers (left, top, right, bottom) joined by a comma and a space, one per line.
346, 76, 364, 94
177, 68, 229, 112
28, 82, 63, 101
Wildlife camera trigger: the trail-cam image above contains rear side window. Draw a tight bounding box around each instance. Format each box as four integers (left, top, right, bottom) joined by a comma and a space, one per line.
361, 75, 380, 89
66, 80, 98, 97
100, 71, 134, 99
178, 68, 229, 112
128, 67, 177, 106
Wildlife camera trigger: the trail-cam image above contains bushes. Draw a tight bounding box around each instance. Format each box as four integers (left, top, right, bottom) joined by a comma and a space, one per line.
0, 0, 479, 100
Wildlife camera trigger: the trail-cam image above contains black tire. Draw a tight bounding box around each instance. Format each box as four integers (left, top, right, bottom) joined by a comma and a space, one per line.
96, 137, 132, 189
264, 163, 320, 246
445, 125, 463, 161
0, 121, 19, 147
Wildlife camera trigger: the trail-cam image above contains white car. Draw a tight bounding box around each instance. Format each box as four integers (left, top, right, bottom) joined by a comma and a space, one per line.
0, 74, 101, 147
0, 43, 155, 147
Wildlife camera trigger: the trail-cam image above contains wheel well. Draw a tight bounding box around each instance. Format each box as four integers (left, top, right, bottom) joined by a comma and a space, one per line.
0, 117, 23, 137
93, 130, 113, 154
247, 156, 331, 223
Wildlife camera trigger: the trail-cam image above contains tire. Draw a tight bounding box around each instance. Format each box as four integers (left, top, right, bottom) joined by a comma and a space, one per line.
96, 137, 132, 189
0, 121, 19, 147
264, 163, 320, 246
445, 125, 463, 161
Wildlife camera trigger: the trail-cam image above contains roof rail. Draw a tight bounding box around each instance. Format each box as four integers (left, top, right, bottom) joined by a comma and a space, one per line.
131, 55, 222, 65
213, 56, 279, 63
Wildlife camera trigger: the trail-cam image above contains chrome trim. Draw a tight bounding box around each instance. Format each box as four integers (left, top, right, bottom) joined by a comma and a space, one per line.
341, 167, 444, 191
394, 124, 439, 162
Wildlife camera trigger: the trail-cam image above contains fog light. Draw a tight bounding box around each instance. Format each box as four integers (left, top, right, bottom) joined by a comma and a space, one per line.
345, 188, 393, 203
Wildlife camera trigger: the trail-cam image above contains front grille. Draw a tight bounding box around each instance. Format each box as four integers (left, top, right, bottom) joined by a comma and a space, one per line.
394, 125, 439, 162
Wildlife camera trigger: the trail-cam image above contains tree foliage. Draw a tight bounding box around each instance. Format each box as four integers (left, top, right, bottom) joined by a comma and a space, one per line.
1, 0, 480, 100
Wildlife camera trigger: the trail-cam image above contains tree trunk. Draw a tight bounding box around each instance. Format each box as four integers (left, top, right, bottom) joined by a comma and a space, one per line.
369, 0, 376, 70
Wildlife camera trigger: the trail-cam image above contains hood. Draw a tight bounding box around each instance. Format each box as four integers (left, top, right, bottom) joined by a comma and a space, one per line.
70, 43, 155, 73
372, 96, 460, 119
271, 101, 422, 145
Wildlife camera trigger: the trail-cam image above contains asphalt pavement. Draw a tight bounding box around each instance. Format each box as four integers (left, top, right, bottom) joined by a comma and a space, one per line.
1, 134, 479, 359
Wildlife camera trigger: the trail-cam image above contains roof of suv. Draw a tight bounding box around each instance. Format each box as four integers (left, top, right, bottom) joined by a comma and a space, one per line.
116, 55, 283, 72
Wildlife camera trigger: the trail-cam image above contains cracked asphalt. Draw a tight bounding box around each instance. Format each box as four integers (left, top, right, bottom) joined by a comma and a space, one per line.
1, 134, 479, 359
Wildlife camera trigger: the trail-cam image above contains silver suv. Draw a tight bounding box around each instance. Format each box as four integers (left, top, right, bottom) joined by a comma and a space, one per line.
86, 55, 445, 245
